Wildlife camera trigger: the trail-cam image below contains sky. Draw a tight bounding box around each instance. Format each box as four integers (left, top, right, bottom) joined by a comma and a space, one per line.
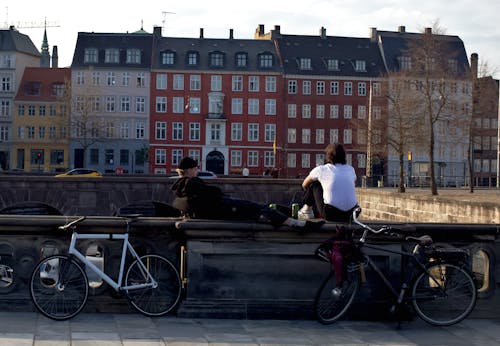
3, 0, 500, 77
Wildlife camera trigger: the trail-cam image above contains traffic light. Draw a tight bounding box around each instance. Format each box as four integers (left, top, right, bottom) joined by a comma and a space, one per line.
36, 152, 41, 159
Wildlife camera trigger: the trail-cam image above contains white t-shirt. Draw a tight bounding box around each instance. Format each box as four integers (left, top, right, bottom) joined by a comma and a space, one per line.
307, 163, 357, 211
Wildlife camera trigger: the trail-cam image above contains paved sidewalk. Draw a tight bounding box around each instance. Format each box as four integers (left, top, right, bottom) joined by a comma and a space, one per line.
0, 312, 499, 346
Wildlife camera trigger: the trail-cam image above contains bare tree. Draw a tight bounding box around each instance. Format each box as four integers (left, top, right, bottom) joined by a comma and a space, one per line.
403, 23, 468, 195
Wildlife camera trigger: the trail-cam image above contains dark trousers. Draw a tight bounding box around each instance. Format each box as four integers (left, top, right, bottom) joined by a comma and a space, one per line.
218, 197, 289, 226
302, 181, 357, 222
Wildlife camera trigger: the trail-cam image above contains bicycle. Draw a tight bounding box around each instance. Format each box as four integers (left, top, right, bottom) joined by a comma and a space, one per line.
29, 215, 182, 320
313, 207, 477, 326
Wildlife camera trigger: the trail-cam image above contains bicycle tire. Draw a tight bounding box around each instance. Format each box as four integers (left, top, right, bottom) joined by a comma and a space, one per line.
412, 262, 477, 326
30, 255, 89, 321
125, 254, 181, 316
314, 266, 360, 324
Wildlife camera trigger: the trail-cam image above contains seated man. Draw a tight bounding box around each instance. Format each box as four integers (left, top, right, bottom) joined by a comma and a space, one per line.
171, 157, 324, 230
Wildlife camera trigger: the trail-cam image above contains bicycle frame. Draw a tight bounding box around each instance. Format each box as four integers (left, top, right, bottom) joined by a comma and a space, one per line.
67, 232, 157, 291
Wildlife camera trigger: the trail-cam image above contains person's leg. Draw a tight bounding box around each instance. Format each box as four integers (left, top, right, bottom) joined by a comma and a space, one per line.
324, 204, 352, 223
299, 181, 324, 218
310, 181, 324, 218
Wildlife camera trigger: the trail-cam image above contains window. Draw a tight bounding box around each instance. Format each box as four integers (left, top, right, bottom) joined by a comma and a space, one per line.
136, 120, 145, 139
126, 49, 141, 64
187, 52, 198, 66
316, 105, 325, 119
344, 82, 353, 95
209, 124, 221, 142
358, 82, 366, 96
136, 72, 146, 87
52, 150, 64, 165
1, 76, 11, 91
248, 99, 259, 115
210, 52, 224, 67
136, 97, 145, 113
105, 96, 115, 112
316, 81, 325, 95
231, 98, 243, 114
173, 97, 184, 113
343, 129, 352, 144
105, 122, 115, 138
122, 72, 130, 86
231, 150, 242, 166
105, 49, 119, 63
28, 105, 36, 116
316, 129, 325, 144
155, 122, 167, 140
49, 105, 56, 116
287, 128, 296, 143
355, 60, 366, 72
358, 105, 366, 119
162, 51, 175, 65
302, 104, 311, 118
249, 76, 259, 92
189, 97, 201, 113
264, 124, 276, 142
299, 58, 312, 70
288, 80, 297, 94
302, 129, 311, 144
190, 75, 201, 90
357, 154, 366, 168
155, 149, 166, 165
344, 105, 352, 119
248, 123, 259, 141
265, 99, 276, 115
211, 75, 222, 91
288, 104, 297, 118
302, 81, 311, 95
84, 48, 98, 63
259, 53, 273, 68
173, 74, 184, 90
18, 105, 25, 116
247, 151, 259, 167
287, 153, 296, 168
330, 129, 339, 143
106, 72, 116, 86
119, 122, 129, 138
172, 123, 183, 140
302, 153, 310, 168
264, 151, 275, 167
398, 56, 412, 70
373, 106, 382, 119
156, 74, 167, 90
265, 76, 276, 92
189, 123, 200, 141
0, 126, 8, 141
235, 53, 247, 67
172, 150, 183, 166
330, 81, 339, 95
188, 150, 200, 164
232, 76, 243, 92
76, 71, 84, 85
0, 100, 10, 117
231, 123, 243, 141
120, 96, 130, 112
372, 82, 381, 96
120, 149, 129, 165
27, 126, 35, 139
326, 59, 339, 71
156, 97, 167, 113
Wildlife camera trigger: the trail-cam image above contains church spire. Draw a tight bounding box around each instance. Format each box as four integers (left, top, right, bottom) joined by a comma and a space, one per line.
40, 19, 51, 67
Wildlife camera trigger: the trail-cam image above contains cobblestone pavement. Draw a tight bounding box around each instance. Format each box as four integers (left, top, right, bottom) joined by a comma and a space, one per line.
0, 312, 499, 346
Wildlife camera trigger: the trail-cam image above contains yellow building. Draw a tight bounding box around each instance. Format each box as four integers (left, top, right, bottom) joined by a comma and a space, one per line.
12, 67, 70, 172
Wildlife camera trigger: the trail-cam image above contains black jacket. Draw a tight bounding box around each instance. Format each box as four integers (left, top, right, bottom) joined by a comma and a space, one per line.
171, 177, 224, 218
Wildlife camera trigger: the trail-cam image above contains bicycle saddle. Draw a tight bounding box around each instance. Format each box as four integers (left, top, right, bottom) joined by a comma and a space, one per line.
406, 235, 433, 246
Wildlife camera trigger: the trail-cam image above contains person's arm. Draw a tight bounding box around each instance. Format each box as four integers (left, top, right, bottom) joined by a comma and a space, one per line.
302, 174, 315, 190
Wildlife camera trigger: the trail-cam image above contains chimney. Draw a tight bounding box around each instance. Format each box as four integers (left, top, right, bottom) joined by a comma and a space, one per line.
199, 28, 204, 39
470, 53, 479, 79
274, 25, 281, 35
229, 29, 234, 39
319, 26, 326, 39
398, 26, 406, 33
51, 46, 58, 68
424, 27, 432, 35
153, 26, 162, 39
370, 27, 377, 42
258, 24, 264, 36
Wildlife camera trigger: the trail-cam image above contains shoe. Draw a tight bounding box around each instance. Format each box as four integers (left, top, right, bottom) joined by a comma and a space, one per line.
298, 205, 314, 220
303, 220, 326, 232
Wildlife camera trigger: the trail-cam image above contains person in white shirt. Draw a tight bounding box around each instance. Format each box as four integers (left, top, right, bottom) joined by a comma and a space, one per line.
299, 143, 359, 222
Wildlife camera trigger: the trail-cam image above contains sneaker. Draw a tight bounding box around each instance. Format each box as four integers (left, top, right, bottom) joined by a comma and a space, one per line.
298, 205, 314, 220
303, 219, 326, 232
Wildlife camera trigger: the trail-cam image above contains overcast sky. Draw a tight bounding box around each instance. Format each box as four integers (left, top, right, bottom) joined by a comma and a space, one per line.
4, 0, 500, 77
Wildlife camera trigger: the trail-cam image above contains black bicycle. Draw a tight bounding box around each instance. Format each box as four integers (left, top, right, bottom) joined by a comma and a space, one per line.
314, 208, 477, 326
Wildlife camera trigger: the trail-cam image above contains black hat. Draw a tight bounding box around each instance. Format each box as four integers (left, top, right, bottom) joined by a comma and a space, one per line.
178, 157, 198, 170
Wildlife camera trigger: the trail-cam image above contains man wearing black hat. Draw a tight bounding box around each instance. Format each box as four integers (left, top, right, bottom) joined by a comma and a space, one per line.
171, 157, 324, 230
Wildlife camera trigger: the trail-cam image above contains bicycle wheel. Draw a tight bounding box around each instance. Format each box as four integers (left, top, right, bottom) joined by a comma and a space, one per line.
30, 255, 89, 320
125, 254, 181, 316
314, 265, 360, 324
412, 262, 477, 326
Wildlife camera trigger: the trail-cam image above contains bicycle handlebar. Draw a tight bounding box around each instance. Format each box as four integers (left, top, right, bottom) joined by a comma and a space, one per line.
58, 216, 86, 231
352, 207, 393, 242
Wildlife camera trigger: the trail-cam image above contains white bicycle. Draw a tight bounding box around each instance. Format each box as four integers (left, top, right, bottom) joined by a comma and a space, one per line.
29, 215, 182, 320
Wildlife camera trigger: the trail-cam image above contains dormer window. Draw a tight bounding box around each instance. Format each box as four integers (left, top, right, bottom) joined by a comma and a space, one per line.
84, 48, 98, 63
25, 82, 41, 96
299, 57, 312, 70
398, 56, 412, 70
259, 53, 273, 68
355, 60, 366, 72
52, 83, 65, 97
162, 51, 175, 65
326, 58, 339, 71
235, 53, 247, 68
210, 52, 224, 67
126, 49, 141, 64
187, 52, 199, 66
105, 49, 119, 63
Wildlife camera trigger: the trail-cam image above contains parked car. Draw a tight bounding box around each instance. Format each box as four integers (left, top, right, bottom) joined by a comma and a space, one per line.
168, 171, 218, 179
55, 168, 103, 178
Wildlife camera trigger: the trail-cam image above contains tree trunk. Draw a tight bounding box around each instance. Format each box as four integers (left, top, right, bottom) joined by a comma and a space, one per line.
399, 152, 406, 193
429, 118, 438, 195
